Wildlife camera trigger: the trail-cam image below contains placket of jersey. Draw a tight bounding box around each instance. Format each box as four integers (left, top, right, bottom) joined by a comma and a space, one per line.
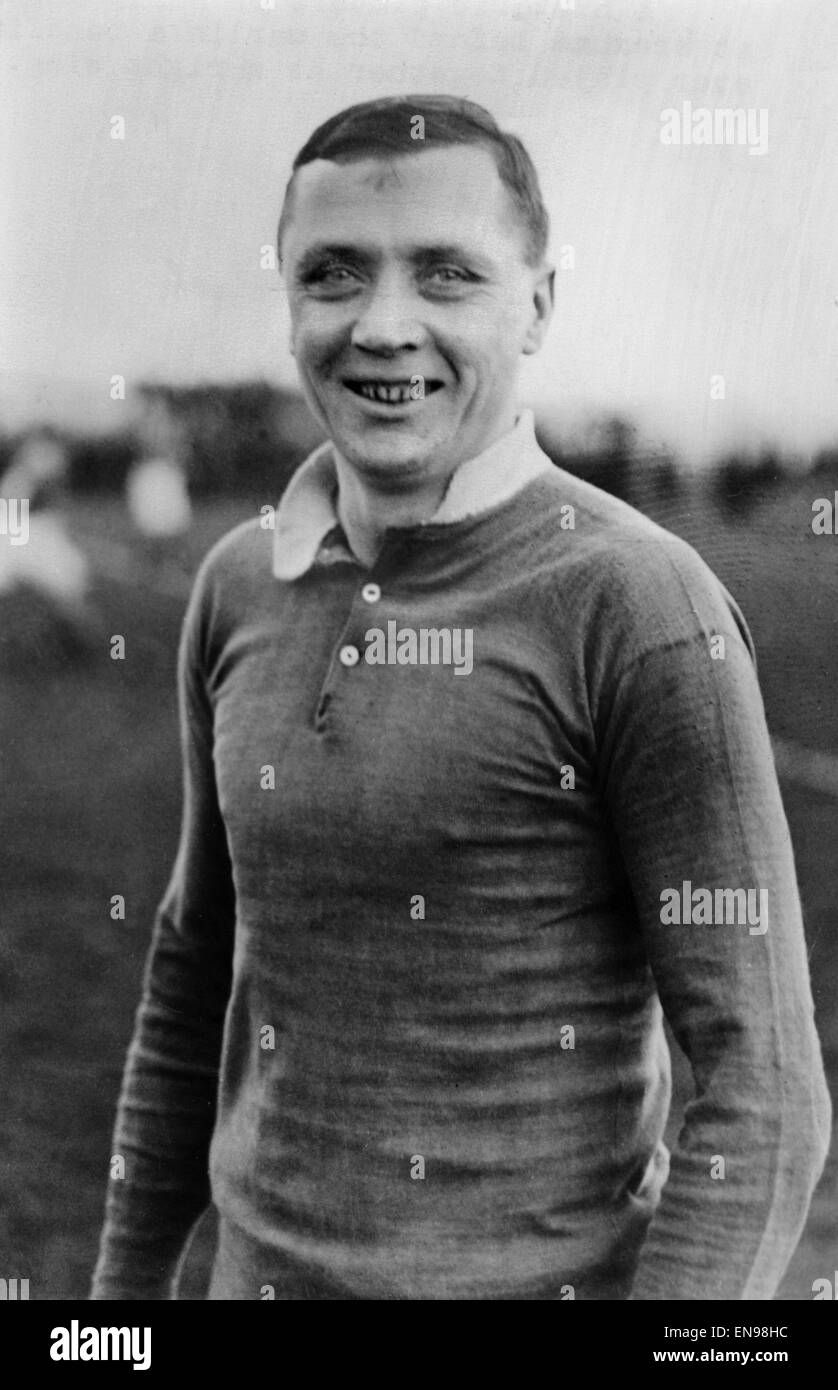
313, 540, 406, 733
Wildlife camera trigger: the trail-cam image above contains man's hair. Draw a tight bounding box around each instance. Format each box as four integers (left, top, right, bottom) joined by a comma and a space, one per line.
277, 94, 549, 267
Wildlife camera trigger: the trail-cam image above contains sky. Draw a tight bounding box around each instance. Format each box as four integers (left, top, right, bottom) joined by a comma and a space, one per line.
2, 0, 837, 464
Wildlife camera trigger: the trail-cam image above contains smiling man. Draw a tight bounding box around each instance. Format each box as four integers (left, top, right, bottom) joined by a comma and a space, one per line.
276, 115, 553, 556
92, 95, 830, 1301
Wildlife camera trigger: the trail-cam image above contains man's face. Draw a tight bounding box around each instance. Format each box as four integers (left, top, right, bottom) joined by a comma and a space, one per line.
280, 145, 553, 487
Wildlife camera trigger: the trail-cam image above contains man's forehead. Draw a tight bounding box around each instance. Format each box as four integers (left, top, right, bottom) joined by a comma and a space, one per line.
284, 145, 524, 257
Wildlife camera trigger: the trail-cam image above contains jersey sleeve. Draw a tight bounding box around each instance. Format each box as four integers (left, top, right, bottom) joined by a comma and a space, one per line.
90, 560, 236, 1299
589, 534, 831, 1300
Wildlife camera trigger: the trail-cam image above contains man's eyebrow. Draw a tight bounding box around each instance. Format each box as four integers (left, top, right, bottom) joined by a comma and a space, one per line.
292, 241, 496, 276
408, 242, 494, 271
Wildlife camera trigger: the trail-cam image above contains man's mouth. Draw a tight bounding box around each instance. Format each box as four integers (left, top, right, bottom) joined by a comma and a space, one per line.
343, 378, 444, 405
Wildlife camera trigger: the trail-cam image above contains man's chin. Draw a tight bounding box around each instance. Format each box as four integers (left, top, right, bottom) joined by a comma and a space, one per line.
332, 428, 452, 483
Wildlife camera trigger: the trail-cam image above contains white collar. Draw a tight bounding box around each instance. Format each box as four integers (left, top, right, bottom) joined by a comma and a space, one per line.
272, 408, 553, 580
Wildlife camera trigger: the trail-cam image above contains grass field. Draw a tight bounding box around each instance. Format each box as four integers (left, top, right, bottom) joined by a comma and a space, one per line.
1, 483, 835, 1300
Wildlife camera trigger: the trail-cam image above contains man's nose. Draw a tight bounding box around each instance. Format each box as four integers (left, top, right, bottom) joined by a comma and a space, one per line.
350, 276, 426, 354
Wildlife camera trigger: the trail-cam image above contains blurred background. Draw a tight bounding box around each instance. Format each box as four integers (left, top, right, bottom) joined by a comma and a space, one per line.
1, 0, 836, 1299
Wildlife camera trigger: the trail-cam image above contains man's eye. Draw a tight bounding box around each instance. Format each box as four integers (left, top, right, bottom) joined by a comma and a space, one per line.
426, 265, 472, 284
304, 264, 358, 288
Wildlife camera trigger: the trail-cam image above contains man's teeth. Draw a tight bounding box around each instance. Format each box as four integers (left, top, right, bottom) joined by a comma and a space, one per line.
356, 382, 413, 403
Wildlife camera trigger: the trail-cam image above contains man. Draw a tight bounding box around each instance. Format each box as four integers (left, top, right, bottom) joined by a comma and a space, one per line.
92, 95, 830, 1301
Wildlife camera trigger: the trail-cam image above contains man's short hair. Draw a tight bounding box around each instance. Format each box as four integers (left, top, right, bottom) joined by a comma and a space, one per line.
277, 94, 549, 267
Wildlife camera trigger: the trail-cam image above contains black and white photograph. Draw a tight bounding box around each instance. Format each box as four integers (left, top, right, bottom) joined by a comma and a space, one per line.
2, 0, 837, 1343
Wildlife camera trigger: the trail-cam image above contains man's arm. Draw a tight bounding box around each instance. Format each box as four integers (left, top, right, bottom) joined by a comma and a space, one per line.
593, 536, 831, 1300
91, 564, 235, 1299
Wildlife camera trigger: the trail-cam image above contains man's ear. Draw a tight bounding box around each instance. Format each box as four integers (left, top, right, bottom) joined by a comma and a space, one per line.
282, 271, 296, 357
522, 264, 555, 356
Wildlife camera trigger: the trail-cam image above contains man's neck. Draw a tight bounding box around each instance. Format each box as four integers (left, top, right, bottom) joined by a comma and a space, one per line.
333, 462, 452, 568
333, 416, 519, 568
